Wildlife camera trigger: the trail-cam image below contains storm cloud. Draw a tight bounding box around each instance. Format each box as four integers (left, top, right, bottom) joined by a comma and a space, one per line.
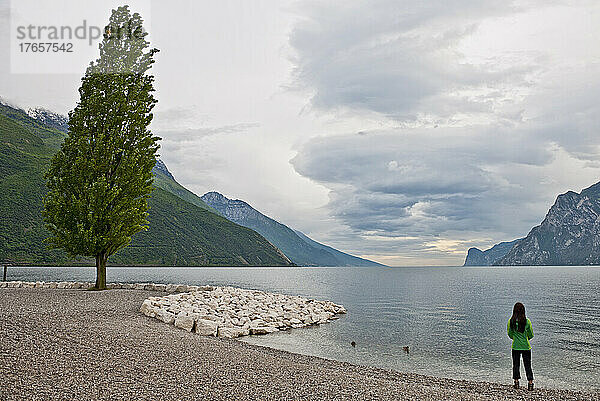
289, 0, 538, 122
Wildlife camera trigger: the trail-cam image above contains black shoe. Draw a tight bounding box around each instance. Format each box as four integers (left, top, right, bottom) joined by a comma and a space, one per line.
528, 382, 534, 391
513, 381, 519, 389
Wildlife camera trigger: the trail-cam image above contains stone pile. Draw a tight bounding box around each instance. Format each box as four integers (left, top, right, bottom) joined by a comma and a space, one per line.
140, 286, 347, 338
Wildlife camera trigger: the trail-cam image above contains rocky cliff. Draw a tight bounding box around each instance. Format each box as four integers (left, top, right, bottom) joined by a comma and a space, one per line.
463, 239, 520, 266
496, 182, 600, 265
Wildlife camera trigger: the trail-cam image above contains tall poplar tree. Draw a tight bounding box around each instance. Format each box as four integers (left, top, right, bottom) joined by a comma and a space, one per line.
43, 6, 159, 289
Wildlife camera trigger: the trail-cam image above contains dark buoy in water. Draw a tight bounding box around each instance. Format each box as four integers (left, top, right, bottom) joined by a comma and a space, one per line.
403, 346, 410, 354
351, 341, 356, 348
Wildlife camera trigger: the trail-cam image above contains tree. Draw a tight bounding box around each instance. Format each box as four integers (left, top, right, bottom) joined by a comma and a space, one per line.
43, 6, 159, 289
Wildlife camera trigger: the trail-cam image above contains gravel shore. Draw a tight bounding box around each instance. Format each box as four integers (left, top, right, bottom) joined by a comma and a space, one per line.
1, 288, 597, 401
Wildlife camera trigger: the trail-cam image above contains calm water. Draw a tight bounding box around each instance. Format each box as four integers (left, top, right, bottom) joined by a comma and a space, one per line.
6, 266, 600, 391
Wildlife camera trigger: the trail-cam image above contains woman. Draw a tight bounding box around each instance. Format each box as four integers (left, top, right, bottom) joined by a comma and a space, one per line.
507, 302, 534, 390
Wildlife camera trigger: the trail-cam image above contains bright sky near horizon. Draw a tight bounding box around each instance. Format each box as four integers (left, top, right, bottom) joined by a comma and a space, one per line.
1, 0, 599, 266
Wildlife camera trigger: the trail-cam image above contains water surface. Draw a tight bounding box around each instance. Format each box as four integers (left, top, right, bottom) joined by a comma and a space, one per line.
6, 265, 599, 391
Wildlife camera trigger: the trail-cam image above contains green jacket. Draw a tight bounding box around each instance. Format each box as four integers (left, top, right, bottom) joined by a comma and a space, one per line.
507, 318, 534, 350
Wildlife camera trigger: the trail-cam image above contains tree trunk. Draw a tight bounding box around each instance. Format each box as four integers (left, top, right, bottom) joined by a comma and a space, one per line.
95, 252, 108, 290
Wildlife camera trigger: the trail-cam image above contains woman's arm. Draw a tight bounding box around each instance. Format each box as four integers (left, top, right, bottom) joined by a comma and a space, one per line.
527, 320, 534, 340
507, 319, 513, 339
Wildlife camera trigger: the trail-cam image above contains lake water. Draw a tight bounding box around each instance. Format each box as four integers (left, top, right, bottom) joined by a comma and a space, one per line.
5, 266, 600, 391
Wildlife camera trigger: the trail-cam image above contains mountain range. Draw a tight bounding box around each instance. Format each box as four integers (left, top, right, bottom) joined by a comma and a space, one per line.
464, 182, 600, 266
0, 101, 290, 266
0, 99, 382, 267
201, 192, 384, 267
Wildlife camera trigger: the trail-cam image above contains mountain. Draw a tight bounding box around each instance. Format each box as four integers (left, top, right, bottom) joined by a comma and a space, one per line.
293, 229, 384, 267
111, 186, 292, 266
151, 160, 217, 213
463, 239, 520, 266
496, 182, 600, 266
26, 108, 69, 133
0, 101, 291, 266
200, 191, 384, 267
0, 103, 70, 264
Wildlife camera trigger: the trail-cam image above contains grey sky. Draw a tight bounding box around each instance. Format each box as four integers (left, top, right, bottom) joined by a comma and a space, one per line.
1, 0, 599, 265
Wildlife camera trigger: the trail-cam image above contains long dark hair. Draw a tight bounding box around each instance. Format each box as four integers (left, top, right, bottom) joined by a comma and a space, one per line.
510, 302, 527, 333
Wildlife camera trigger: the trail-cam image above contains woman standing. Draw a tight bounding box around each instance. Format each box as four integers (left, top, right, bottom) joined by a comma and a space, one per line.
507, 302, 534, 390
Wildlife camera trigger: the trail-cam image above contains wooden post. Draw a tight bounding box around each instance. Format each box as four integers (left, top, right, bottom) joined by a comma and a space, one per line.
2, 264, 6, 282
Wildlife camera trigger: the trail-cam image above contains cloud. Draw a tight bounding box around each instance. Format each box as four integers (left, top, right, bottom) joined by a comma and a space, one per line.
289, 0, 537, 124
160, 122, 260, 141
152, 106, 209, 131
157, 122, 261, 156
291, 127, 555, 236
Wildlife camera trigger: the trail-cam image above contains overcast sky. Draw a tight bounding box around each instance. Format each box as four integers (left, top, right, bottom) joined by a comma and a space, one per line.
1, 0, 599, 266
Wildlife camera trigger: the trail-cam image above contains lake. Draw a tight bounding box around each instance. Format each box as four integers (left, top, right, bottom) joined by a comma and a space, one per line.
5, 265, 599, 391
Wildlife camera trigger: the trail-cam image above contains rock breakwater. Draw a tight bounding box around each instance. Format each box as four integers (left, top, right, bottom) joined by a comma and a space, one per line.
140, 286, 347, 338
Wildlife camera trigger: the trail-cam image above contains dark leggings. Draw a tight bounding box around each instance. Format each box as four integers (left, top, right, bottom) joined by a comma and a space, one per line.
512, 349, 534, 381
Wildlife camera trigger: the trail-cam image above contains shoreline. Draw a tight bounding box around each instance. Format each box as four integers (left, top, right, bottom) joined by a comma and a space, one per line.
1, 287, 598, 400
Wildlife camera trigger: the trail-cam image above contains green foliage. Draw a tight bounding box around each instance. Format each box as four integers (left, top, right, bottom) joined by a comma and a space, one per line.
43, 6, 159, 262
90, 6, 156, 76
0, 105, 73, 264
152, 168, 217, 213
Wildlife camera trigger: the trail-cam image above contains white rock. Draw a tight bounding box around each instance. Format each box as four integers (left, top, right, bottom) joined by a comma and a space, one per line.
217, 326, 248, 338
140, 300, 155, 317
175, 285, 188, 292
174, 315, 195, 332
249, 326, 279, 335
316, 313, 332, 323
195, 319, 218, 336
156, 309, 176, 324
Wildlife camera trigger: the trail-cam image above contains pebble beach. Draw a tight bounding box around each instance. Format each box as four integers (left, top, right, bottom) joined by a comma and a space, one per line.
1, 286, 598, 401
